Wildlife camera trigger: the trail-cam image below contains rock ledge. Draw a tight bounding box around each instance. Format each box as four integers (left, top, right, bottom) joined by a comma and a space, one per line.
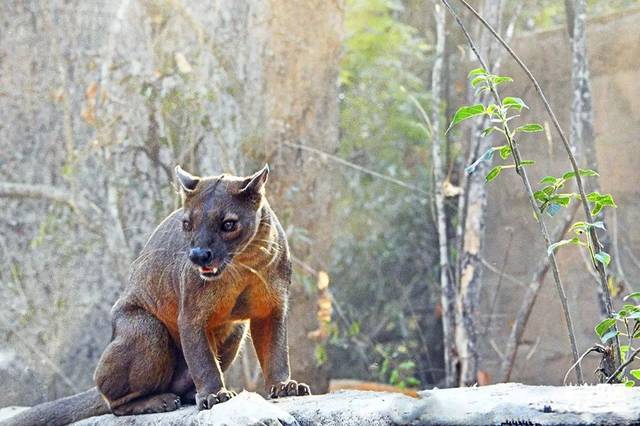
2, 383, 639, 425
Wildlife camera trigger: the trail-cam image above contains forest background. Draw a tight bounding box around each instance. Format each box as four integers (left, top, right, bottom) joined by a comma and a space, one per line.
1, 0, 640, 406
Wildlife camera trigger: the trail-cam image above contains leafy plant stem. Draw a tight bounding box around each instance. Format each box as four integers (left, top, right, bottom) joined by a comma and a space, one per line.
624, 319, 632, 356
607, 347, 640, 383
441, 0, 584, 384
454, 0, 620, 368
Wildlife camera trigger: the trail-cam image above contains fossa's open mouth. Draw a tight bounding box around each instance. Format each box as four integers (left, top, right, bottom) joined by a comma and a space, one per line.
199, 265, 223, 280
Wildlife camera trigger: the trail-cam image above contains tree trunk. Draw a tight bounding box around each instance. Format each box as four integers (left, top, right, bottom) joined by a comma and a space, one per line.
455, 0, 503, 387
565, 0, 609, 316
430, 3, 457, 388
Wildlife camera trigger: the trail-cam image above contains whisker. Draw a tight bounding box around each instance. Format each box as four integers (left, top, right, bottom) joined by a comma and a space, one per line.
234, 261, 269, 287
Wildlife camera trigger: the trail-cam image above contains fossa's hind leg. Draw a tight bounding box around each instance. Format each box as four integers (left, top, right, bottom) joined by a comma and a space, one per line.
94, 302, 180, 415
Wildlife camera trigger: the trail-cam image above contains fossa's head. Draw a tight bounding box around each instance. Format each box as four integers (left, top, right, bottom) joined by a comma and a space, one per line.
175, 164, 269, 281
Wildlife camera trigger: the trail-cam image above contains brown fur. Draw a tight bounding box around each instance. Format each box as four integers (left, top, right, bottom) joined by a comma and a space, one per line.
3, 165, 309, 426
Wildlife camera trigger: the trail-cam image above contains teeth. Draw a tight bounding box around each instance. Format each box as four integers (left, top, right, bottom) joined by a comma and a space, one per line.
212, 267, 218, 274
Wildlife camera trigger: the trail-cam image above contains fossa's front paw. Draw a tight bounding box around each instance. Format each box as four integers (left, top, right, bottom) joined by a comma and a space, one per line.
196, 388, 237, 410
269, 379, 311, 398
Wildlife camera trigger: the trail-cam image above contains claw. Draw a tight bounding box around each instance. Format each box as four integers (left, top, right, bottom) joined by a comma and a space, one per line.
298, 383, 311, 396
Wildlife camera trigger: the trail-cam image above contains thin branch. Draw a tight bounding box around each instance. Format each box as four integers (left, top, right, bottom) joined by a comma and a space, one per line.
563, 344, 606, 385
611, 209, 629, 291
0, 182, 89, 214
499, 202, 578, 382
479, 257, 527, 288
489, 339, 505, 361
442, 0, 584, 384
483, 229, 514, 335
455, 0, 617, 363
281, 142, 428, 195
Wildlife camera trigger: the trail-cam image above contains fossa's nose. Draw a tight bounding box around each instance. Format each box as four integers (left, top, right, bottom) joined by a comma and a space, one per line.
188, 247, 213, 266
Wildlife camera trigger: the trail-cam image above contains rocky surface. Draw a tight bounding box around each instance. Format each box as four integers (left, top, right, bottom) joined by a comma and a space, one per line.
2, 383, 640, 425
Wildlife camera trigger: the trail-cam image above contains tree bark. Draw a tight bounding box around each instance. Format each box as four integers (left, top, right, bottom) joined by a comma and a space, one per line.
455, 0, 503, 387
429, 3, 457, 388
566, 0, 609, 317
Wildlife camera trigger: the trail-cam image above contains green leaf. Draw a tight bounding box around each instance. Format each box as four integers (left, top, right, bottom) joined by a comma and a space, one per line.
621, 345, 630, 361
562, 169, 599, 180
534, 190, 550, 202
587, 192, 617, 207
587, 192, 601, 202
588, 192, 617, 216
598, 194, 617, 207
471, 75, 488, 88
502, 97, 528, 111
520, 160, 535, 166
492, 76, 513, 86
485, 166, 502, 183
626, 380, 635, 387
571, 221, 605, 233
540, 176, 559, 185
594, 251, 611, 266
592, 204, 604, 216
486, 104, 499, 115
595, 318, 617, 338
624, 292, 640, 301
447, 104, 486, 132
631, 369, 640, 381
516, 123, 544, 133
547, 237, 581, 255
481, 126, 496, 137
550, 193, 574, 207
468, 68, 486, 77
499, 145, 512, 160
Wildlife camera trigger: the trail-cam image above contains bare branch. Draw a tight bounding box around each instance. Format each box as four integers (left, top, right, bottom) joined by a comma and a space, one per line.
281, 142, 429, 195
0, 182, 85, 213
499, 203, 579, 382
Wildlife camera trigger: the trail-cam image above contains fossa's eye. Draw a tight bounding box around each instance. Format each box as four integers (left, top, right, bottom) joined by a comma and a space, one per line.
221, 220, 237, 233
182, 219, 192, 232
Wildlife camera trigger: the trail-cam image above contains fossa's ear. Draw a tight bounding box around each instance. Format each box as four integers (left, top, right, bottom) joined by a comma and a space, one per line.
240, 164, 269, 196
175, 165, 200, 195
